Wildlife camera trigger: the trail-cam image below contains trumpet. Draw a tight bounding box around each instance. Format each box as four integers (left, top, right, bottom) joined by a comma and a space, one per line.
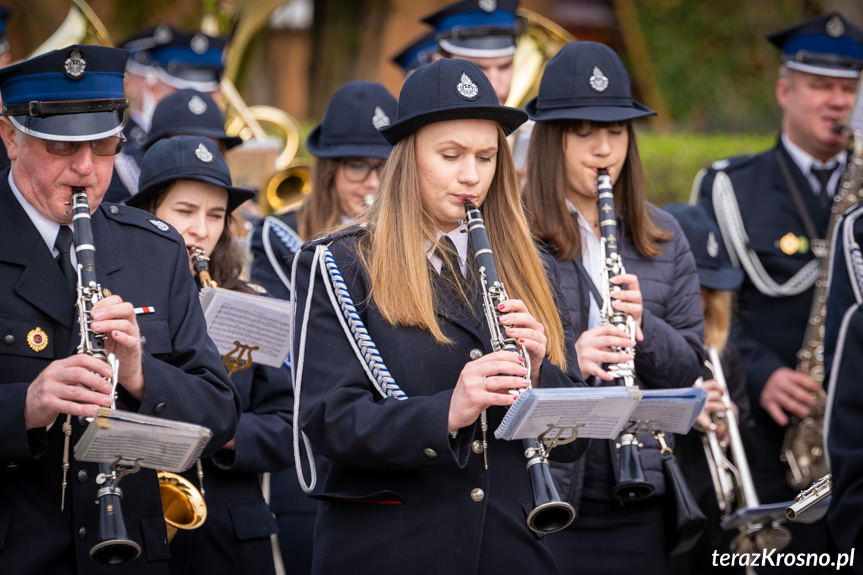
463, 199, 575, 534
702, 345, 791, 554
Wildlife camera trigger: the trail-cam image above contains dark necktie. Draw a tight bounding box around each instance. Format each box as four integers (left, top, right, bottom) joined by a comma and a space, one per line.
55, 225, 77, 293
436, 235, 464, 287
811, 165, 837, 210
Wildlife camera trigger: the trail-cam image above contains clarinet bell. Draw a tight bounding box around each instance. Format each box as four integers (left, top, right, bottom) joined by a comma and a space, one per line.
524, 439, 576, 534
90, 486, 142, 565
612, 433, 656, 503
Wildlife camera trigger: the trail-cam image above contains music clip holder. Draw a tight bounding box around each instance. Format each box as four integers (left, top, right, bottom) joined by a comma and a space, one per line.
95, 457, 142, 489
530, 423, 584, 462
223, 340, 258, 377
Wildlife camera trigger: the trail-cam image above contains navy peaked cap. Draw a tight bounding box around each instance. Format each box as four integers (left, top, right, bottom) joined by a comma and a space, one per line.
392, 31, 438, 76
527, 42, 655, 123
145, 89, 242, 150
421, 0, 519, 58
767, 12, 863, 78
0, 44, 128, 140
662, 203, 743, 291
131, 135, 254, 214
379, 58, 526, 145
306, 81, 397, 159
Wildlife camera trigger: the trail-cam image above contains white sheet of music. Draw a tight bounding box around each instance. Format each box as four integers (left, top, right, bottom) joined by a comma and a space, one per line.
73, 408, 212, 472
494, 386, 643, 441
199, 287, 292, 368
629, 387, 708, 434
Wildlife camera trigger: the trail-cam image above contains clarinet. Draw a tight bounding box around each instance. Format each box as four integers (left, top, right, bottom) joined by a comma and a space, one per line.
70, 187, 142, 564
595, 170, 654, 503
462, 199, 575, 534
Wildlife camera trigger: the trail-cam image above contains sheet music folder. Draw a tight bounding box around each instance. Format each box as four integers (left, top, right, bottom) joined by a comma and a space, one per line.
494, 386, 707, 441
199, 286, 292, 368
74, 407, 212, 473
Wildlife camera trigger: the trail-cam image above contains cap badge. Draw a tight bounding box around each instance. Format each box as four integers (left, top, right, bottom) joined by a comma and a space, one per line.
191, 34, 209, 55
154, 25, 173, 44
456, 72, 480, 101
63, 49, 87, 80
706, 231, 719, 258
589, 66, 609, 92
149, 219, 170, 232
195, 142, 214, 163
27, 327, 48, 352
188, 95, 208, 115
372, 106, 390, 129
479, 0, 497, 12
826, 15, 844, 38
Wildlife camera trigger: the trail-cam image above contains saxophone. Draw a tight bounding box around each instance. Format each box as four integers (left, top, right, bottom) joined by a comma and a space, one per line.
782, 126, 863, 490
594, 169, 654, 503
69, 187, 143, 564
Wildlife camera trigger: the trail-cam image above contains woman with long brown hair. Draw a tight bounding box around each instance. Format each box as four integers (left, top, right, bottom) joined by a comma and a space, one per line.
290, 58, 588, 575
248, 81, 397, 300
522, 42, 705, 572
128, 136, 294, 575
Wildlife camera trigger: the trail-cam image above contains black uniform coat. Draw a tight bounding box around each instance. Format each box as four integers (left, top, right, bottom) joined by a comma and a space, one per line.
292, 229, 590, 575
550, 206, 705, 507
170, 359, 293, 575
248, 209, 300, 301
698, 138, 832, 504
0, 175, 241, 575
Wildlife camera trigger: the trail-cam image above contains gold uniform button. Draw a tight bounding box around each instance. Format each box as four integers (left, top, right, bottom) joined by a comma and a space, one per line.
469, 348, 483, 360
424, 448, 437, 458
472, 440, 484, 454
470, 488, 484, 502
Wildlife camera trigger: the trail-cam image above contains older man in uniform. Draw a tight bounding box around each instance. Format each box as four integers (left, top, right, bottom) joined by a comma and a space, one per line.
696, 12, 863, 571
0, 44, 240, 574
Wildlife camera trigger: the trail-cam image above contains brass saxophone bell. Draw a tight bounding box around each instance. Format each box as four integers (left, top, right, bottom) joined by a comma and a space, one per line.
612, 433, 656, 503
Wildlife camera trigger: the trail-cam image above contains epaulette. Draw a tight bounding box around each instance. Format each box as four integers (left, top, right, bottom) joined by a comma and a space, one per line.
100, 203, 185, 245
709, 154, 757, 173
301, 224, 368, 251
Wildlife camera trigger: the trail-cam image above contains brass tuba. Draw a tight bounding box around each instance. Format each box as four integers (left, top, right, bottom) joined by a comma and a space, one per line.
26, 0, 113, 59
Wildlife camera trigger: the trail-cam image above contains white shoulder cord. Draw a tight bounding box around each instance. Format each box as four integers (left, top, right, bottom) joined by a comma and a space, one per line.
290, 243, 406, 493
114, 151, 140, 196
839, 204, 863, 304
822, 301, 862, 470
713, 171, 819, 297
263, 215, 304, 294
689, 167, 707, 205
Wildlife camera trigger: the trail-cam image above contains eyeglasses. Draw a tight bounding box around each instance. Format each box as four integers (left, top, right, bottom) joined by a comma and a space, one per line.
341, 159, 385, 183
43, 134, 126, 157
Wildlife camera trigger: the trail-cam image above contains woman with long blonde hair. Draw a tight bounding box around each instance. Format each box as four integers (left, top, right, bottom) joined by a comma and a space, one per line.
290, 58, 588, 575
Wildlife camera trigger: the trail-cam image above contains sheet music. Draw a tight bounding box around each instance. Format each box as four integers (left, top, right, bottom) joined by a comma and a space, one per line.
199, 287, 292, 368
629, 388, 708, 434
494, 387, 642, 441
74, 408, 212, 472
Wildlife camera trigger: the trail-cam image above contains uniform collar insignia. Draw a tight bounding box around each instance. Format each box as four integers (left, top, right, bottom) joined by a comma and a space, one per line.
188, 94, 208, 115
27, 327, 48, 352
826, 15, 844, 38
372, 106, 390, 129
64, 49, 87, 80
195, 142, 214, 163
456, 72, 480, 101
706, 231, 719, 258
589, 66, 609, 92
149, 219, 170, 232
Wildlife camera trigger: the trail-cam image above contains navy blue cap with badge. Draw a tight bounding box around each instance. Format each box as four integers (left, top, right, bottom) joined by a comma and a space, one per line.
662, 203, 743, 291
768, 11, 863, 79
129, 135, 254, 214
527, 41, 656, 123
392, 31, 439, 76
422, 0, 519, 58
0, 44, 128, 141
380, 58, 527, 145
145, 88, 242, 150
306, 81, 397, 159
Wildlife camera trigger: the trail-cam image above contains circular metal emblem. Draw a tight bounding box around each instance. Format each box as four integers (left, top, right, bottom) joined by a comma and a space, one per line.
826, 15, 845, 38
195, 142, 214, 163
190, 34, 209, 55
188, 94, 208, 115
372, 106, 390, 130
27, 327, 48, 352
456, 72, 480, 101
64, 50, 87, 80
779, 232, 801, 255
149, 219, 170, 232
589, 66, 609, 92
154, 25, 173, 44
479, 0, 496, 12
